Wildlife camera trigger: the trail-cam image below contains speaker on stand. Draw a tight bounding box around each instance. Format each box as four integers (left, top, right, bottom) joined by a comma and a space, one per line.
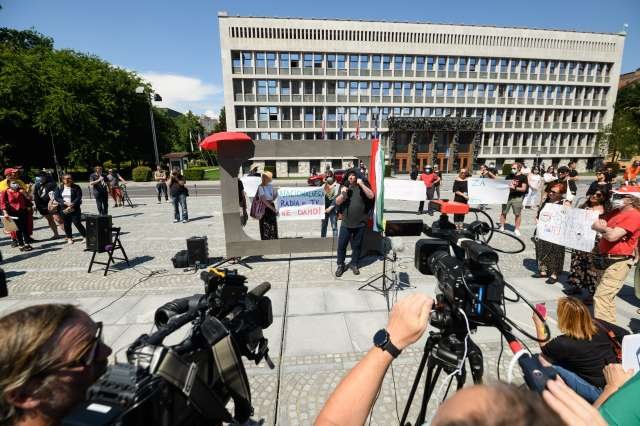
186, 236, 209, 267
85, 215, 112, 252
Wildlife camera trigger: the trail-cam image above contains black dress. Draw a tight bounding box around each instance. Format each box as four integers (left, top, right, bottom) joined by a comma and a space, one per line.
452, 179, 468, 223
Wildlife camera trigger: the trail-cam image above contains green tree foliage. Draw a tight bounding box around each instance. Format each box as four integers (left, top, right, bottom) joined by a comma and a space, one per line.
213, 107, 226, 132
597, 83, 640, 161
173, 111, 204, 152
0, 28, 173, 170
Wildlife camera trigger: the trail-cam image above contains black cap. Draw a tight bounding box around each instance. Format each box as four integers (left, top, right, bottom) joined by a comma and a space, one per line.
557, 166, 570, 173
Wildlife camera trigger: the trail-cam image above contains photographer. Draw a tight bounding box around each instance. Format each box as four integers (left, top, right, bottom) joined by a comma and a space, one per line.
167, 167, 188, 223
334, 169, 374, 277
0, 304, 112, 425
315, 294, 605, 426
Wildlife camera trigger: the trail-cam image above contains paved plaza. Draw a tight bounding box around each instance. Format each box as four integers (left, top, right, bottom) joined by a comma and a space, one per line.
1, 182, 638, 425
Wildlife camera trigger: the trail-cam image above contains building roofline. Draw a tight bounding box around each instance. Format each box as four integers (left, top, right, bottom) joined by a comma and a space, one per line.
217, 13, 627, 37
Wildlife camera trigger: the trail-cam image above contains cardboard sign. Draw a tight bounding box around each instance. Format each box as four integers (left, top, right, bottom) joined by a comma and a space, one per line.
277, 187, 324, 221
467, 178, 510, 205
241, 176, 261, 198
536, 203, 599, 252
384, 179, 426, 201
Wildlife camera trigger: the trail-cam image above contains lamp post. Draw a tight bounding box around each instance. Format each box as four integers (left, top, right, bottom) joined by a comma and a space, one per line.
136, 86, 162, 165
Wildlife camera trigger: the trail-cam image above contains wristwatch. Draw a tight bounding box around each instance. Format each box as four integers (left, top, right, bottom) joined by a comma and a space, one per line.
373, 329, 402, 358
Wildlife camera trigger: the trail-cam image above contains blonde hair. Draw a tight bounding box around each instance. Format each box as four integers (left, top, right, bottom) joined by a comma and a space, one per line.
557, 297, 597, 340
0, 304, 77, 422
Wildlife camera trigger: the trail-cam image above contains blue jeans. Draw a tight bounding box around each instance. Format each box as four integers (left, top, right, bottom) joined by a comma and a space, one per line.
172, 193, 188, 221
336, 225, 365, 267
321, 212, 337, 238
553, 364, 603, 403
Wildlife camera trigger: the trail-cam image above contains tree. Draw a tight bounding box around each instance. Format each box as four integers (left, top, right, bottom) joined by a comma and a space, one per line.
172, 111, 204, 152
213, 107, 226, 132
597, 82, 640, 162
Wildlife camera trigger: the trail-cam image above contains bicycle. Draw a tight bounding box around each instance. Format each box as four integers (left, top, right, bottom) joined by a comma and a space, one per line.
119, 184, 134, 208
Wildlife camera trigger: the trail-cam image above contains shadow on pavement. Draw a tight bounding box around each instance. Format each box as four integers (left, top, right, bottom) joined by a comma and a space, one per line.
111, 255, 155, 270
3, 247, 62, 263
187, 215, 214, 223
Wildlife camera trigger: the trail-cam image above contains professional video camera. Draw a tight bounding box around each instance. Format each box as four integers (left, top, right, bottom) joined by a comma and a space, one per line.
64, 268, 273, 426
401, 200, 554, 426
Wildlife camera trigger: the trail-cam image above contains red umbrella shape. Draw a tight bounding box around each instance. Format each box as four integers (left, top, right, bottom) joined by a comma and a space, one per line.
199, 131, 252, 151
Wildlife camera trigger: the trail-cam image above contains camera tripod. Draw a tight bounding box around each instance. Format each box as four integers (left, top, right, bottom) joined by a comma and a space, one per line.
400, 331, 484, 426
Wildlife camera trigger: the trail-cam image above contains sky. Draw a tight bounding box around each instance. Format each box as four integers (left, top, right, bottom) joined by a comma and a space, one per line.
2, 0, 639, 117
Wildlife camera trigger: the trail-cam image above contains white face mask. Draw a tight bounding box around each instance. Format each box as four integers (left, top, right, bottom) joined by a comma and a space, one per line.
611, 198, 626, 210
511, 168, 518, 173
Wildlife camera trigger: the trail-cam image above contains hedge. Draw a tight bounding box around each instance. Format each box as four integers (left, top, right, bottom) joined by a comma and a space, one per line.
132, 166, 152, 182
501, 163, 513, 176
263, 165, 277, 178
384, 164, 392, 177
183, 167, 205, 181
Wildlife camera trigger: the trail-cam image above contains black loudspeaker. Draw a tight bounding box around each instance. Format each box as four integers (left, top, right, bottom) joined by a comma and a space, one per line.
385, 219, 424, 237
414, 238, 449, 275
85, 215, 112, 252
172, 250, 189, 268
186, 236, 208, 266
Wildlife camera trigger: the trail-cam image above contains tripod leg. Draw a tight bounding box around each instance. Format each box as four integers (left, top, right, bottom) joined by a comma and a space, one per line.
416, 363, 442, 426
400, 344, 430, 425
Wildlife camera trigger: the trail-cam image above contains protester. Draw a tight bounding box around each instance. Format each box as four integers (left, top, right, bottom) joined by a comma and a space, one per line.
532, 296, 625, 403
55, 174, 86, 244
106, 168, 127, 207
315, 293, 602, 426
533, 182, 568, 283
0, 168, 32, 246
409, 165, 418, 181
433, 164, 442, 199
154, 165, 168, 203
605, 165, 617, 187
595, 363, 639, 423
248, 165, 261, 177
452, 169, 469, 230
523, 166, 543, 208
623, 160, 640, 185
358, 161, 368, 178
543, 165, 557, 185
586, 169, 612, 201
567, 160, 579, 196
257, 171, 278, 240
478, 163, 496, 179
321, 176, 339, 238
89, 166, 109, 215
591, 186, 640, 324
33, 173, 61, 239
334, 169, 374, 276
417, 165, 440, 215
565, 190, 607, 301
1, 176, 33, 251
0, 304, 112, 425
167, 167, 189, 223
553, 166, 575, 202
499, 162, 528, 236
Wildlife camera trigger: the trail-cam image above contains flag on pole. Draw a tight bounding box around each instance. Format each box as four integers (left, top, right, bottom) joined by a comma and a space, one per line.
369, 138, 384, 232
373, 114, 379, 139
356, 118, 360, 140
321, 111, 326, 139
338, 114, 344, 140
189, 131, 194, 152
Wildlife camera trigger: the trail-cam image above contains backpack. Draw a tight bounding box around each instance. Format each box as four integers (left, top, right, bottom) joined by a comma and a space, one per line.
249, 189, 265, 220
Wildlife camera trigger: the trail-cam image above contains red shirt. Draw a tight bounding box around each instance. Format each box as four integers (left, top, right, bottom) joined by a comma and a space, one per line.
598, 208, 640, 256
420, 173, 439, 188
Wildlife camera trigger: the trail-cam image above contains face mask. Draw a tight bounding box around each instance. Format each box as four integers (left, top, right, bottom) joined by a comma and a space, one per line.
611, 199, 626, 210
511, 168, 517, 173
9, 183, 19, 190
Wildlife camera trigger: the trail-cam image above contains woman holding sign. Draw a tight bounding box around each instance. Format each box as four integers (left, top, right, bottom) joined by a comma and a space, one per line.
452, 169, 469, 230
565, 191, 607, 301
257, 171, 278, 240
534, 182, 568, 284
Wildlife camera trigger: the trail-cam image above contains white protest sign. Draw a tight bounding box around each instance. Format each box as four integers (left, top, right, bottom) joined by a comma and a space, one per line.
277, 187, 324, 221
536, 203, 599, 252
467, 178, 510, 205
241, 176, 261, 198
384, 179, 426, 201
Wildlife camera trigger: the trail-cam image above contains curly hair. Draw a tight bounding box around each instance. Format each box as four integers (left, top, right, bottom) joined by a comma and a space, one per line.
0, 304, 77, 422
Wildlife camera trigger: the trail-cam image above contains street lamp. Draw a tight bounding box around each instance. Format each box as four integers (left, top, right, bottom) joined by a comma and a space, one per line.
136, 86, 162, 165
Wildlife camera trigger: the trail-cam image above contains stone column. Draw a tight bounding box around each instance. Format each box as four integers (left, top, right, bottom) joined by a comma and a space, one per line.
450, 131, 460, 172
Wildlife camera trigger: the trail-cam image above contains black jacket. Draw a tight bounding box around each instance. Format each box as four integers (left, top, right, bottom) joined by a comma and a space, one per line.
54, 184, 83, 207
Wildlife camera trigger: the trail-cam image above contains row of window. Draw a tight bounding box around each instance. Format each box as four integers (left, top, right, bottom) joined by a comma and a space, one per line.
235, 79, 609, 100
235, 106, 605, 123
228, 26, 617, 53
231, 51, 613, 76
242, 131, 598, 147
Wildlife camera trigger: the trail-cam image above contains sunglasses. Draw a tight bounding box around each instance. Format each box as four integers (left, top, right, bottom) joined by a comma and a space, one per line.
60, 321, 103, 369
592, 193, 604, 198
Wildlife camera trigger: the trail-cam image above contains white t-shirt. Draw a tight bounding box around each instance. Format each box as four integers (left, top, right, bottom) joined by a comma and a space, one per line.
62, 187, 72, 204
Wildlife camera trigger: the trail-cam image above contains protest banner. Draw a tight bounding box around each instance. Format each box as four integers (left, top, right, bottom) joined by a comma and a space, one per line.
383, 179, 425, 201
536, 203, 599, 252
276, 187, 324, 221
241, 176, 261, 198
467, 178, 510, 205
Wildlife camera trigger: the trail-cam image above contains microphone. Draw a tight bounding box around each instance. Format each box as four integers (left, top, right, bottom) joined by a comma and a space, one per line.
390, 238, 405, 253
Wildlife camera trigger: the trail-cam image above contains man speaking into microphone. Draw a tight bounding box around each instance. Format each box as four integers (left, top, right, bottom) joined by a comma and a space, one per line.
334, 169, 375, 277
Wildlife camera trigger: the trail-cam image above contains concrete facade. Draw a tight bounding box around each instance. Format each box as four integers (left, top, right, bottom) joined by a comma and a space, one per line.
218, 13, 626, 175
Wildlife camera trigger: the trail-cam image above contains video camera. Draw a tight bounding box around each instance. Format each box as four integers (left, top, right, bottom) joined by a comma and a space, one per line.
414, 200, 505, 333
64, 268, 273, 426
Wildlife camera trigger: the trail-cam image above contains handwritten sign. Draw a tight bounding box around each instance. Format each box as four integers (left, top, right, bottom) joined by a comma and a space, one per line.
536, 203, 599, 252
384, 180, 426, 201
277, 187, 324, 221
467, 178, 510, 205
241, 176, 261, 198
